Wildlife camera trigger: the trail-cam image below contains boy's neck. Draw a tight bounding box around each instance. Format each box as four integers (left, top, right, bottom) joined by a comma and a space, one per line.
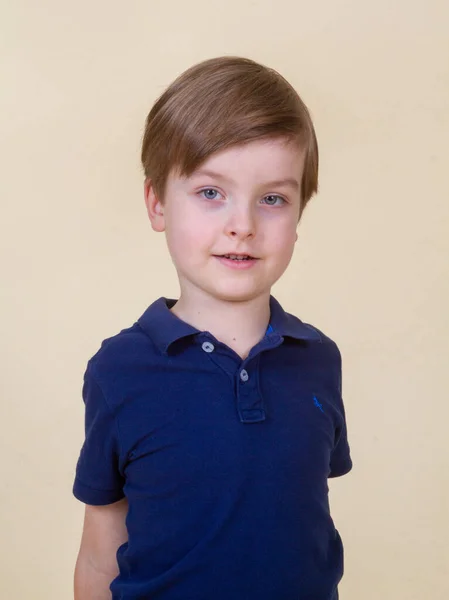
170, 290, 271, 360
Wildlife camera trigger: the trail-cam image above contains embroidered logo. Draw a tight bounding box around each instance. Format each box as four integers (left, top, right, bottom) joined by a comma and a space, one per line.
313, 396, 324, 413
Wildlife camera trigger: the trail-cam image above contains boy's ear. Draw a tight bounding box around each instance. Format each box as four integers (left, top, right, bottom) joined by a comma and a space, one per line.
144, 179, 165, 232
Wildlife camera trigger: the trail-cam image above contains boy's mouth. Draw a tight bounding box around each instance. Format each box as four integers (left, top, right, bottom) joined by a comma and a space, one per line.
220, 254, 255, 261
213, 253, 260, 269
214, 253, 259, 261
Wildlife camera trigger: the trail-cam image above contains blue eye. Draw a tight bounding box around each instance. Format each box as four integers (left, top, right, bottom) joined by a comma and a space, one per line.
199, 188, 222, 201
262, 195, 285, 206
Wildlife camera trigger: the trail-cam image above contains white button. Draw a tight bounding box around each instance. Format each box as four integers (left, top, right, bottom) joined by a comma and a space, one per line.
202, 342, 215, 353
240, 369, 249, 382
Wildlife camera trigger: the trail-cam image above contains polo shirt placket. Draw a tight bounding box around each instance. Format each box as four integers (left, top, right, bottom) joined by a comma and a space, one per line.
196, 329, 285, 424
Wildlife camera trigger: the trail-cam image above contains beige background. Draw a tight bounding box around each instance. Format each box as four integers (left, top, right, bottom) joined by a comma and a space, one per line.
1, 0, 448, 598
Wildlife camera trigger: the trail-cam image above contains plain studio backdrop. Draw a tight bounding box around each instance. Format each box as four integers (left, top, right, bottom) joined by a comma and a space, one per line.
1, 1, 448, 598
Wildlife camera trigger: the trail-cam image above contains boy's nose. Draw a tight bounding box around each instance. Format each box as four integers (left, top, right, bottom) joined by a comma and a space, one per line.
225, 206, 256, 240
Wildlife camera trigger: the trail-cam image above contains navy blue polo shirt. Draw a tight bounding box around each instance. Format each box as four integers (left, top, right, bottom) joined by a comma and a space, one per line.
73, 296, 352, 600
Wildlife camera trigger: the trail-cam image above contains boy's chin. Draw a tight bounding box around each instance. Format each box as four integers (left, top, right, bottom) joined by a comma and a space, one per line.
203, 285, 271, 304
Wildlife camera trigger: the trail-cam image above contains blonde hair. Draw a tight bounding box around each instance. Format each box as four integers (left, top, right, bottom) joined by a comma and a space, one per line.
141, 56, 319, 220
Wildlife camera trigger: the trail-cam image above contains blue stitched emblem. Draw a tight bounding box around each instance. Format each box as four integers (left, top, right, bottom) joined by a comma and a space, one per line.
313, 396, 324, 412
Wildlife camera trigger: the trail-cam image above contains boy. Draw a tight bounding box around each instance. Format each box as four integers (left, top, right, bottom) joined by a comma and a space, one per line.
73, 56, 353, 600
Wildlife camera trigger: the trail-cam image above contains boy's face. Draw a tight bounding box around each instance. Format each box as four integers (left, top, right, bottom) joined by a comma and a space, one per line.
145, 137, 305, 305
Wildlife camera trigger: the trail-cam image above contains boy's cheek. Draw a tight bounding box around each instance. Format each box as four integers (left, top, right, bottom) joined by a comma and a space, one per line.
165, 226, 207, 261
271, 227, 297, 253
166, 209, 211, 240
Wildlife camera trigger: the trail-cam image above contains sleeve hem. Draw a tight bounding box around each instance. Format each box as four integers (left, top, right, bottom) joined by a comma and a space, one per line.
73, 477, 125, 505
328, 458, 353, 478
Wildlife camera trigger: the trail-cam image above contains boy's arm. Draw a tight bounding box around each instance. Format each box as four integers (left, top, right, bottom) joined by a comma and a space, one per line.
74, 497, 128, 600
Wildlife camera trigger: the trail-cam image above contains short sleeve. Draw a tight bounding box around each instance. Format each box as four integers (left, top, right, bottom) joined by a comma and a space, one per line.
328, 345, 353, 478
73, 365, 125, 505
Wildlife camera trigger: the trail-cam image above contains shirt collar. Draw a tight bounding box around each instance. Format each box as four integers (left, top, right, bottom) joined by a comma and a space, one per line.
137, 297, 199, 354
137, 296, 321, 354
268, 295, 322, 343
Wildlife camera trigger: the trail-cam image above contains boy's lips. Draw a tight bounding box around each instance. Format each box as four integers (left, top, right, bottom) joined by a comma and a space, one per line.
213, 253, 260, 269
213, 252, 259, 259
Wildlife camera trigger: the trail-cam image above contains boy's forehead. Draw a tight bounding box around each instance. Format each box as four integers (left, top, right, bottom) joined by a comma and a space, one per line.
184, 138, 305, 184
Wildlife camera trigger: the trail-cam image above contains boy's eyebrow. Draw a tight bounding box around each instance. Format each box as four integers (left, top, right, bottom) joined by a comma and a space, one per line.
193, 169, 300, 191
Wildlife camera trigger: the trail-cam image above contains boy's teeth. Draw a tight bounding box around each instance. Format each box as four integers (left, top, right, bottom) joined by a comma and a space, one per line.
224, 254, 250, 260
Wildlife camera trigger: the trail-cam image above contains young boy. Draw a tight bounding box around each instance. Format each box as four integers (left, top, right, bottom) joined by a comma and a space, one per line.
73, 56, 353, 600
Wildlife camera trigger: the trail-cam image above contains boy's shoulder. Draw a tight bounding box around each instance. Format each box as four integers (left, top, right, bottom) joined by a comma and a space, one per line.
283, 311, 336, 345
289, 312, 341, 361
85, 297, 189, 377
272, 297, 341, 356
85, 320, 154, 380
